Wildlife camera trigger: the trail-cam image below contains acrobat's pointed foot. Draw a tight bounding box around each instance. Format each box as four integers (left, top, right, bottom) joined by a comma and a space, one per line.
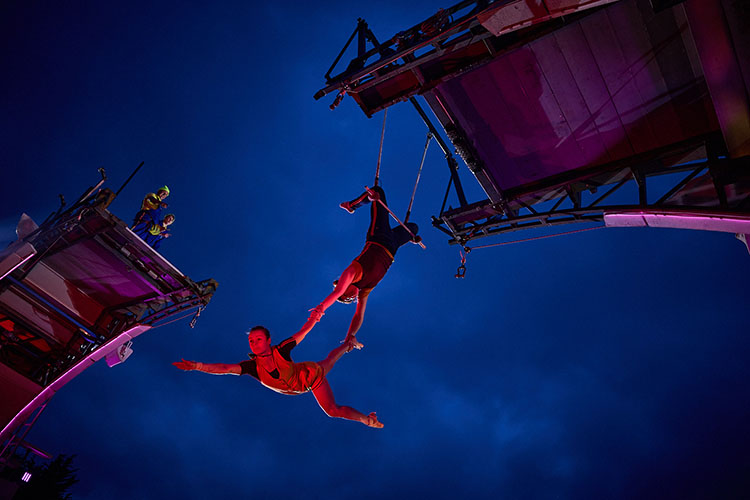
365, 412, 384, 428
366, 189, 380, 202
339, 201, 356, 214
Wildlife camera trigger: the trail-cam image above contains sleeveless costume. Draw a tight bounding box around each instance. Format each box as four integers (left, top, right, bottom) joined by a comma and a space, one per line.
352, 242, 393, 293
238, 337, 323, 395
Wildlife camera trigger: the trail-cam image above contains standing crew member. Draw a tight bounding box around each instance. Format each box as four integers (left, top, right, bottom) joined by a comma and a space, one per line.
134, 212, 175, 250
133, 185, 170, 227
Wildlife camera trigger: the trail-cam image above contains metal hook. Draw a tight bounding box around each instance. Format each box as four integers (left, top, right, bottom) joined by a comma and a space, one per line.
330, 87, 348, 110
455, 264, 466, 279
189, 306, 204, 329
455, 249, 467, 279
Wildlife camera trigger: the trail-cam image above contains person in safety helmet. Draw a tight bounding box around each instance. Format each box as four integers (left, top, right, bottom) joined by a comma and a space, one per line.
139, 213, 174, 250
133, 185, 170, 227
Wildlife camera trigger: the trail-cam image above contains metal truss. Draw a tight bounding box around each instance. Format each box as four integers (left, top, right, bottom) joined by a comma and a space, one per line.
432, 133, 750, 247
314, 0, 653, 244
315, 0, 490, 108
314, 0, 607, 116
0, 286, 100, 387
106, 278, 217, 330
0, 171, 217, 389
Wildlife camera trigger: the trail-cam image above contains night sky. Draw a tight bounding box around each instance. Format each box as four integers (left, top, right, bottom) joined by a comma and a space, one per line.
2, 2, 750, 499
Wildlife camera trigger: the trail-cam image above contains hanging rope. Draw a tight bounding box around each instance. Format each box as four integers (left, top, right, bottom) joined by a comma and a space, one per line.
405, 132, 432, 224
374, 108, 388, 187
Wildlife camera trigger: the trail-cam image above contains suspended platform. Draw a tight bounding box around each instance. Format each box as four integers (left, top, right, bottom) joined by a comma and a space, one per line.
316, 0, 750, 248
0, 173, 217, 463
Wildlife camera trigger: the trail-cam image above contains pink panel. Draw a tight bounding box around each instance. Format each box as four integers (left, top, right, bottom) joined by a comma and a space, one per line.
45, 240, 156, 303
555, 23, 634, 160
0, 289, 75, 345
531, 35, 612, 167
606, 1, 684, 147
436, 0, 721, 192
25, 263, 104, 328
642, 4, 717, 140
506, 47, 587, 174
580, 9, 657, 153
685, 0, 750, 157
438, 67, 524, 188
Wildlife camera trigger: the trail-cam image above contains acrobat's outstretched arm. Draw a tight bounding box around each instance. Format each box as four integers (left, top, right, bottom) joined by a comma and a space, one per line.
172, 359, 242, 375
316, 261, 362, 312
344, 291, 369, 349
291, 314, 323, 345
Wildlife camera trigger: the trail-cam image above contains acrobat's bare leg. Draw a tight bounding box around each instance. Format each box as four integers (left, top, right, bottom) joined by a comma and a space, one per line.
318, 338, 359, 376
312, 378, 383, 428
318, 343, 349, 376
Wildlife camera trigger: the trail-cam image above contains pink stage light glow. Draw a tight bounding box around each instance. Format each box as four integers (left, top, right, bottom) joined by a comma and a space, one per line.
604, 211, 750, 234
21, 472, 31, 482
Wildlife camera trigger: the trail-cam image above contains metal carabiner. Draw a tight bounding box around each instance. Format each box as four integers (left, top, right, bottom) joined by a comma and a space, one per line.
455, 264, 466, 279
455, 249, 467, 279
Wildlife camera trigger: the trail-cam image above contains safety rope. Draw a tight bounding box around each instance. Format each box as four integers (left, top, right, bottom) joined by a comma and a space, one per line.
364, 186, 426, 249
405, 132, 432, 224
455, 225, 606, 278
468, 224, 606, 250
189, 305, 205, 329
374, 108, 388, 187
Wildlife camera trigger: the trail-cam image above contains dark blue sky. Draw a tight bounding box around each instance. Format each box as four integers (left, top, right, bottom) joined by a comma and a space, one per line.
2, 2, 750, 499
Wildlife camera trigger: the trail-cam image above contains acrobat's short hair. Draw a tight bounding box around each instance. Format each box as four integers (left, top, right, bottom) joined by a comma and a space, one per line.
332, 279, 357, 304
247, 325, 270, 339
337, 293, 357, 304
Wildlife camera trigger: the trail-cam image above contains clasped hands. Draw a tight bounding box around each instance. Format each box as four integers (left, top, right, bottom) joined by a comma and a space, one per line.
308, 305, 325, 323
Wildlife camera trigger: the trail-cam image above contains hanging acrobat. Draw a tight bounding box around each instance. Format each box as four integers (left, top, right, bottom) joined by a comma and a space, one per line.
309, 110, 429, 350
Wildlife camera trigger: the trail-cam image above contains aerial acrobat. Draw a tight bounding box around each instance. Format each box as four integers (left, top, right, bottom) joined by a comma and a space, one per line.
309, 111, 429, 349
310, 184, 422, 349
172, 316, 384, 428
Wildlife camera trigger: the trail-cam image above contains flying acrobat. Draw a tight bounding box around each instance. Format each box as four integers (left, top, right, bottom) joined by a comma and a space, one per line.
172, 317, 383, 428
310, 185, 421, 349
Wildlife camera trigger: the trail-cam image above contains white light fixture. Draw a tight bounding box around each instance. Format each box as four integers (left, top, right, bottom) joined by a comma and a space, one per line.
105, 340, 134, 367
